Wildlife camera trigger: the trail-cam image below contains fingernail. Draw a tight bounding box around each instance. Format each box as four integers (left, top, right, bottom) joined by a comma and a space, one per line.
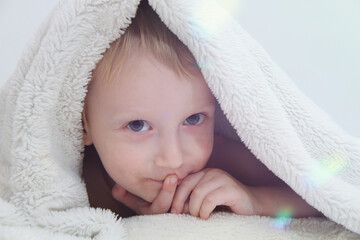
169, 176, 177, 185
171, 208, 177, 214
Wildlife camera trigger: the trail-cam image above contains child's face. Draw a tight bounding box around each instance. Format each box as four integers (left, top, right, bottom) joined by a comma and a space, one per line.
84, 50, 215, 203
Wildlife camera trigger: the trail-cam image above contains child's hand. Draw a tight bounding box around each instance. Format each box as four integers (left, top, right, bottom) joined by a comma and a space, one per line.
111, 175, 178, 215
171, 169, 260, 219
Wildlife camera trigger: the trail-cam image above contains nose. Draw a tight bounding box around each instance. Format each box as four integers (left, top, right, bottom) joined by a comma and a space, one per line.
155, 131, 184, 170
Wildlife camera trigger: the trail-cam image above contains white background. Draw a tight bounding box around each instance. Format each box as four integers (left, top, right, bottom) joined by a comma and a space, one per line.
1, 0, 359, 137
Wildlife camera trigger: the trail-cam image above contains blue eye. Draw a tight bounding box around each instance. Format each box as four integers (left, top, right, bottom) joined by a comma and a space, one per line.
126, 120, 150, 132
184, 113, 205, 125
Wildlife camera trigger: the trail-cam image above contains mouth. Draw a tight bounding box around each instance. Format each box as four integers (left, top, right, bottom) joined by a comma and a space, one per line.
149, 178, 183, 185
177, 178, 183, 185
149, 178, 164, 184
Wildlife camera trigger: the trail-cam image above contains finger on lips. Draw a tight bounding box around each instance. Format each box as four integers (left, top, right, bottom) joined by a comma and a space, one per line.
151, 175, 178, 213
166, 175, 178, 188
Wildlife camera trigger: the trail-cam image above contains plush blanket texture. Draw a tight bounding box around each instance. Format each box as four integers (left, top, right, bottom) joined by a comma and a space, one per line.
0, 0, 359, 239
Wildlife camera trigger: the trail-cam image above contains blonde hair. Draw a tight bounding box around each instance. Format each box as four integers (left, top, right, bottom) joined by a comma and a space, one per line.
83, 0, 199, 127
92, 0, 197, 85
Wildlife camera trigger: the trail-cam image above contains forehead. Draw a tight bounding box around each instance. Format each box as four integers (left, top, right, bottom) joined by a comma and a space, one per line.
89, 50, 214, 114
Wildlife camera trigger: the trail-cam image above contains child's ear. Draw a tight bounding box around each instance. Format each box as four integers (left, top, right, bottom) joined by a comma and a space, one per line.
82, 119, 93, 146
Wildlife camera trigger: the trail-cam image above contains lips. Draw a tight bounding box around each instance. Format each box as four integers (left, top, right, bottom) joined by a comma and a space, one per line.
177, 178, 183, 185
149, 178, 164, 184
149, 177, 183, 185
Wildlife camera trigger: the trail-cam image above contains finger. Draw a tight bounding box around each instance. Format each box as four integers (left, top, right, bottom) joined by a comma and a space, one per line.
188, 173, 223, 217
199, 184, 255, 219
199, 187, 225, 220
149, 175, 178, 214
183, 201, 190, 214
171, 171, 205, 214
112, 184, 149, 214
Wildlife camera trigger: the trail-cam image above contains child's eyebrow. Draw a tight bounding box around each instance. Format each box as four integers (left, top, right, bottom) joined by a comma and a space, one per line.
110, 109, 149, 121
110, 103, 214, 122
196, 100, 216, 110
199, 102, 216, 111
187, 102, 216, 117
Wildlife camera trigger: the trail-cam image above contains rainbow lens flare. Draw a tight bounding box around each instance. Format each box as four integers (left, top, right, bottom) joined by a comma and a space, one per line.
271, 207, 293, 229
307, 152, 347, 189
187, 0, 245, 71
190, 0, 245, 38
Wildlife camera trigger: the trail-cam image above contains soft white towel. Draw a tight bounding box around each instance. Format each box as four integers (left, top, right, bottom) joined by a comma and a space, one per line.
0, 0, 359, 239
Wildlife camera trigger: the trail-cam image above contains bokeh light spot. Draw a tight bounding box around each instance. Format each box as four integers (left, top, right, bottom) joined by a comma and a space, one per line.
191, 0, 245, 38
271, 207, 293, 229
307, 152, 347, 189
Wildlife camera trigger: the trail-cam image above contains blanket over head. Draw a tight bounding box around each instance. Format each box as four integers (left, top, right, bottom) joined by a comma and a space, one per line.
0, 0, 359, 239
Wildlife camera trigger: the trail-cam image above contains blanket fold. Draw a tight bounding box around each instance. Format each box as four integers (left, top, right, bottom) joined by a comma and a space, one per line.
0, 0, 359, 239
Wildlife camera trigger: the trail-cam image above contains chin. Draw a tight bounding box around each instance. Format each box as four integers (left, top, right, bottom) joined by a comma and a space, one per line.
135, 187, 160, 203
145, 189, 160, 203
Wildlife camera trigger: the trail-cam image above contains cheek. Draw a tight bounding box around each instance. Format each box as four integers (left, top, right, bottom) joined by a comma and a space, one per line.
96, 141, 148, 184
199, 120, 215, 157
198, 135, 214, 165
186, 125, 214, 168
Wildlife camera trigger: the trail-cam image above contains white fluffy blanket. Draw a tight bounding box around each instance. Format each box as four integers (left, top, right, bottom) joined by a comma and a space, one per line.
0, 0, 359, 239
